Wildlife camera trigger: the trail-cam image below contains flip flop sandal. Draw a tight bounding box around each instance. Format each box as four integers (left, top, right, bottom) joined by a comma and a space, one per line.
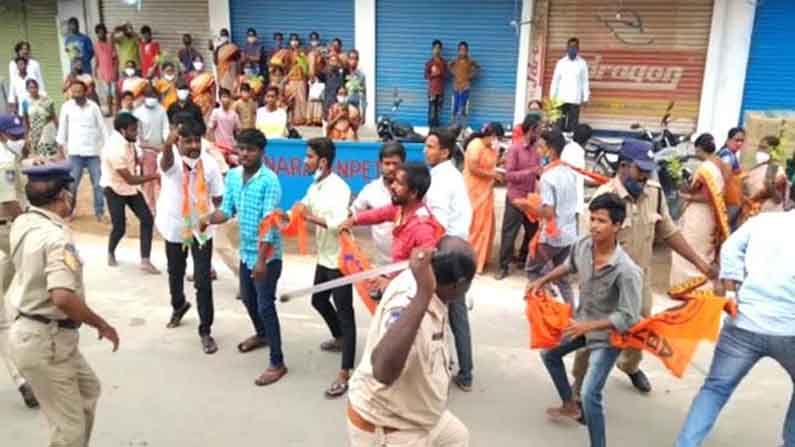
237, 335, 267, 353
320, 339, 343, 353
324, 380, 349, 399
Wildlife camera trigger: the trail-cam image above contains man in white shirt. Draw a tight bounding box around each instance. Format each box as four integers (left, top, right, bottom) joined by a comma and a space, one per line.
134, 86, 171, 213
56, 81, 108, 220
424, 128, 475, 392
255, 86, 288, 139
561, 123, 592, 222
7, 41, 45, 113
156, 118, 224, 354
300, 137, 356, 398
550, 37, 590, 132
349, 141, 406, 266
7, 57, 43, 115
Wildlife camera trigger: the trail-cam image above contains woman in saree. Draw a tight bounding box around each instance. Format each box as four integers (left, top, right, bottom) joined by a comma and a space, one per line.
189, 55, 216, 120
326, 86, 360, 141
22, 78, 60, 159
742, 135, 789, 216
284, 38, 308, 126
670, 133, 731, 288
463, 122, 505, 274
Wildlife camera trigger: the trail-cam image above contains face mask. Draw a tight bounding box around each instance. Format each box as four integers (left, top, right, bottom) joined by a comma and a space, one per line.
313, 169, 323, 181
182, 155, 199, 169
567, 48, 578, 60
194, 62, 204, 71
310, 40, 319, 47
337, 95, 347, 103
164, 74, 176, 81
177, 89, 189, 101
623, 176, 644, 199
247, 36, 257, 44
220, 36, 229, 44
244, 68, 255, 76
5, 139, 25, 155
756, 151, 771, 164
144, 97, 158, 108
125, 68, 135, 77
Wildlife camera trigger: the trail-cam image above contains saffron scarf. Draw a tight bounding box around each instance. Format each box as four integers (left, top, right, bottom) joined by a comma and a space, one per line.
181, 159, 210, 248
693, 163, 731, 249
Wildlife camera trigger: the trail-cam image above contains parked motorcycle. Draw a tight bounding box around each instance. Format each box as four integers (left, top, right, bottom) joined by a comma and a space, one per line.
376, 91, 425, 144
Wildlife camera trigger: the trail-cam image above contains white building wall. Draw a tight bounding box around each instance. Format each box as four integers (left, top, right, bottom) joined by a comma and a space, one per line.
355, 0, 376, 126
697, 0, 757, 141
513, 0, 533, 124
208, 0, 231, 37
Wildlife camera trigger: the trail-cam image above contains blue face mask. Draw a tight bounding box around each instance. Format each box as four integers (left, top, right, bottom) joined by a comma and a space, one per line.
567, 48, 578, 60
623, 176, 644, 199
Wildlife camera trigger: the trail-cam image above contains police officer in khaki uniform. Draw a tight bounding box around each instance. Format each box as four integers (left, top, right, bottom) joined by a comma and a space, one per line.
572, 140, 717, 396
347, 238, 475, 446
0, 113, 38, 408
7, 162, 119, 446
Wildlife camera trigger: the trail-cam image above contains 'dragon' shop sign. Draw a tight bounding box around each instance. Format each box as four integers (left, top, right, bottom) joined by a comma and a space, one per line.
263, 139, 426, 207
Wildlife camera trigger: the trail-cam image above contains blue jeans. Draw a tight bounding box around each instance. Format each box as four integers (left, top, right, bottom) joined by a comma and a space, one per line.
542, 336, 621, 447
452, 89, 470, 127
69, 155, 104, 217
239, 260, 284, 368
676, 323, 795, 447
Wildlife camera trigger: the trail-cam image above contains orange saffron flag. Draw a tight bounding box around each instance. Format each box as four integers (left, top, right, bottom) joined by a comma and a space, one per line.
525, 290, 572, 349
609, 292, 732, 378
258, 204, 309, 255
338, 232, 378, 315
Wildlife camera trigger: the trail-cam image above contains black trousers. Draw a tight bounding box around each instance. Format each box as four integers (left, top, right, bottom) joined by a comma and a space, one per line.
311, 265, 356, 370
499, 198, 538, 270
428, 94, 443, 128
104, 187, 153, 259
559, 103, 581, 132
165, 239, 214, 336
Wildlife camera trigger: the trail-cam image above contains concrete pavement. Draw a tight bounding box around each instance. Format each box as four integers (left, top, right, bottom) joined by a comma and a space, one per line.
1, 229, 791, 446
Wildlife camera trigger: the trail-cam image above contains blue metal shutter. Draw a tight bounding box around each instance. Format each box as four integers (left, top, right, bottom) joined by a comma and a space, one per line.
740, 0, 795, 119
376, 0, 520, 129
229, 0, 355, 51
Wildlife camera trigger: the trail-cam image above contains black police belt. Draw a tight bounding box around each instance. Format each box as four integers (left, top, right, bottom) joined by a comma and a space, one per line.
16, 312, 81, 330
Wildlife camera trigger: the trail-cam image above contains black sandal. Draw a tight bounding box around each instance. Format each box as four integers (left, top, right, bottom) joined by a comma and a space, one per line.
320, 339, 343, 353
324, 379, 349, 399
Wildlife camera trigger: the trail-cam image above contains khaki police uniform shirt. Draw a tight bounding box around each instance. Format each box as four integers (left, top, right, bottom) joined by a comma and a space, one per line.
348, 270, 451, 432
0, 143, 27, 223
6, 206, 84, 320
593, 178, 678, 271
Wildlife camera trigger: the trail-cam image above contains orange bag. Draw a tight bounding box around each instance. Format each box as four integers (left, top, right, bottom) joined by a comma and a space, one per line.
338, 232, 378, 315
525, 290, 572, 349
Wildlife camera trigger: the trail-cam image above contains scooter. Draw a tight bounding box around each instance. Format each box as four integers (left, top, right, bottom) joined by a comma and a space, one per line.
376, 90, 425, 144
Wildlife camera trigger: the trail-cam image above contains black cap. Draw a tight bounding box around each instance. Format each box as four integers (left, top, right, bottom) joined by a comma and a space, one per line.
23, 161, 75, 183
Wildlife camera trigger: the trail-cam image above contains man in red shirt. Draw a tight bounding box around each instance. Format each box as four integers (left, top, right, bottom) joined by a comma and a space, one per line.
424, 40, 447, 128
343, 162, 443, 263
139, 25, 161, 79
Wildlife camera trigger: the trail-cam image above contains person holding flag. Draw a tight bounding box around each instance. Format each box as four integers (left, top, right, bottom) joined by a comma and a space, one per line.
527, 192, 642, 447
156, 118, 224, 354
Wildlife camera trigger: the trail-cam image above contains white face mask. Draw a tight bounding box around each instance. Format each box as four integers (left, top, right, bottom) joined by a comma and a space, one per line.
164, 74, 176, 81
177, 89, 189, 101
125, 68, 136, 77
193, 62, 204, 71
5, 139, 25, 155
313, 169, 323, 181
144, 97, 158, 108
337, 95, 347, 103
247, 36, 257, 44
756, 151, 771, 164
182, 155, 199, 169
220, 36, 229, 44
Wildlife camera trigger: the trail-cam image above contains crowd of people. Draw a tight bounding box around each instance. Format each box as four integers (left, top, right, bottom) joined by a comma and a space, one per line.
0, 27, 794, 447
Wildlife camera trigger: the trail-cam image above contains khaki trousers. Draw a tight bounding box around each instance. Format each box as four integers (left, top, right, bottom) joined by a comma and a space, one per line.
9, 319, 101, 447
348, 410, 469, 447
0, 223, 24, 387
572, 276, 653, 397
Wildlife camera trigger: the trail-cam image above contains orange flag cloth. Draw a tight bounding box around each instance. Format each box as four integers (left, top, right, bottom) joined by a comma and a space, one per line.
525, 290, 572, 349
526, 278, 737, 378
338, 232, 378, 315
257, 203, 309, 255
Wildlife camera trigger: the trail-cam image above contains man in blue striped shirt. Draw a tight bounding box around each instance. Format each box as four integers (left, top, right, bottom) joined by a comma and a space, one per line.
676, 210, 795, 446
201, 129, 287, 386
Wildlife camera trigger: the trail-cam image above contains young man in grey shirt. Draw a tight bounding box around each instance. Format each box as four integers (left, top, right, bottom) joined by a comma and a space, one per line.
524, 129, 579, 304
527, 192, 642, 447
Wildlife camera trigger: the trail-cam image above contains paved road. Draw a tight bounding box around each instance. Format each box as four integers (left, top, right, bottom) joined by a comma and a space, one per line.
1, 231, 790, 446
